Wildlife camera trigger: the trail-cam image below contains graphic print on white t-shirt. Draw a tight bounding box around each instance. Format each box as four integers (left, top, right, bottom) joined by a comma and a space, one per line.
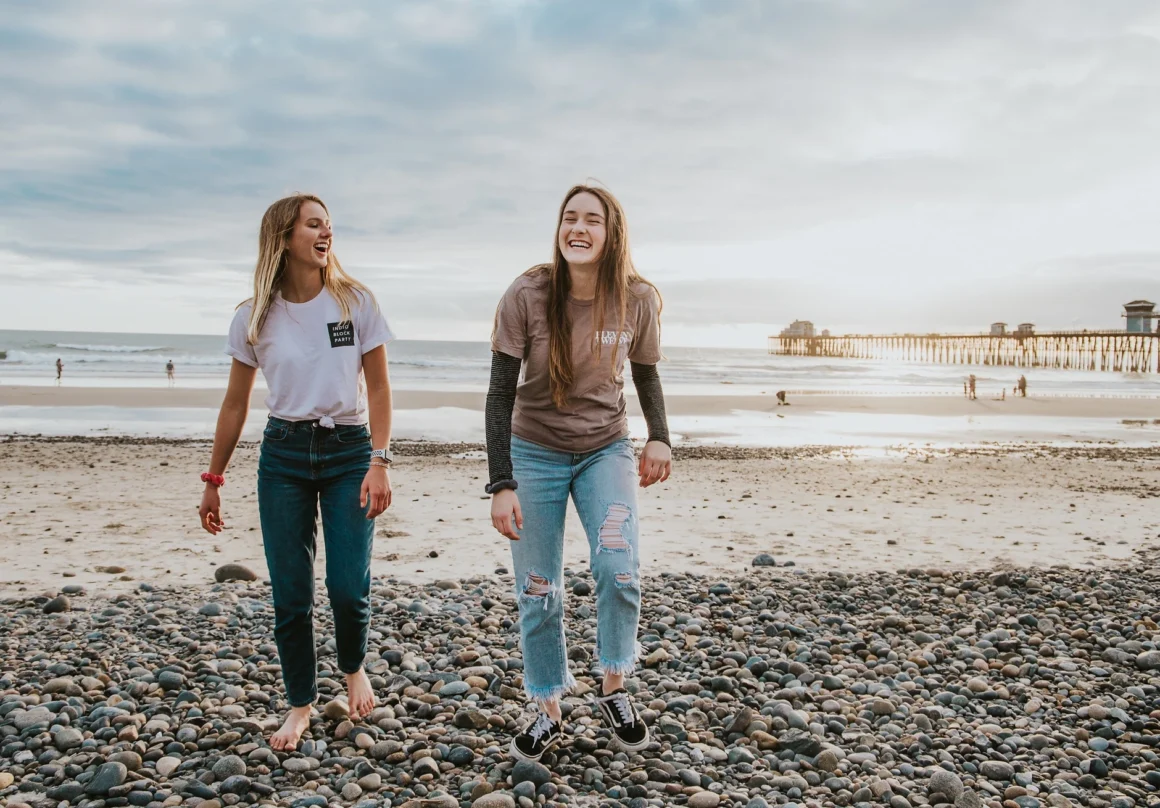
328, 321, 355, 348
225, 288, 394, 424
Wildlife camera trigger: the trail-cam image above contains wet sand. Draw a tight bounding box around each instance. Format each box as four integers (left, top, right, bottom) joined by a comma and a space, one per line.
3, 384, 1159, 419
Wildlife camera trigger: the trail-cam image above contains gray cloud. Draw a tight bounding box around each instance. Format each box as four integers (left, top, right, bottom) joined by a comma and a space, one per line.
2, 0, 1159, 339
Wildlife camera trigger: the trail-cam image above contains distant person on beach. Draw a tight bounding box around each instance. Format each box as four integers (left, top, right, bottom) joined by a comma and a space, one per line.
55, 357, 63, 384
1018, 374, 1027, 397
776, 390, 789, 405
963, 379, 968, 397
165, 360, 175, 387
197, 194, 395, 751
968, 374, 977, 400
486, 184, 670, 763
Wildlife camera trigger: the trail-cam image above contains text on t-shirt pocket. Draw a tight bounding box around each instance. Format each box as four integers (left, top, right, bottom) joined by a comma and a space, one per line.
328, 321, 355, 348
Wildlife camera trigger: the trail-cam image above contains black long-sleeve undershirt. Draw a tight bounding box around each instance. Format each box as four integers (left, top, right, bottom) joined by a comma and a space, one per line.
484, 351, 671, 492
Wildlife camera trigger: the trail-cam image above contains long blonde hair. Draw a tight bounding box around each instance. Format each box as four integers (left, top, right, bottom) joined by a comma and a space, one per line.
534, 184, 661, 409
243, 194, 376, 344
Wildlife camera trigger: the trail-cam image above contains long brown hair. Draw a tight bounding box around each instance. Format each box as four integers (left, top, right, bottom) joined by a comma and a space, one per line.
531, 184, 661, 408
241, 194, 376, 343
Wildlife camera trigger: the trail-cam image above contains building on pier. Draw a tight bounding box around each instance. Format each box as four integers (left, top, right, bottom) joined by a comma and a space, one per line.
780, 320, 815, 339
990, 322, 1007, 336
1124, 300, 1158, 333
1015, 323, 1035, 337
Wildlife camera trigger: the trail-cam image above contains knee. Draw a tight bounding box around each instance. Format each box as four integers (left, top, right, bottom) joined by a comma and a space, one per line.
327, 582, 369, 615
518, 570, 562, 617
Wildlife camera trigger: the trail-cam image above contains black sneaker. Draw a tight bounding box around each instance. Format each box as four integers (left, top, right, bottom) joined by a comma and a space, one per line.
510, 711, 562, 762
595, 688, 649, 751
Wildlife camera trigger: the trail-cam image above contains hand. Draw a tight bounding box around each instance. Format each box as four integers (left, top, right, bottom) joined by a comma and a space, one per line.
638, 441, 672, 488
491, 489, 523, 541
361, 466, 392, 518
199, 485, 225, 534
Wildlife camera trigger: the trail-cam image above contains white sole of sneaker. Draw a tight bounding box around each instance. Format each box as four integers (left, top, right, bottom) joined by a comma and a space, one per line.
612, 726, 651, 753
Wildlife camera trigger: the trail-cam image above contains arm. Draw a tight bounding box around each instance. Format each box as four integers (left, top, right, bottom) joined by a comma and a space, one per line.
630, 361, 670, 447
361, 345, 393, 518
486, 351, 523, 540
199, 359, 258, 533
485, 351, 521, 491
630, 361, 672, 487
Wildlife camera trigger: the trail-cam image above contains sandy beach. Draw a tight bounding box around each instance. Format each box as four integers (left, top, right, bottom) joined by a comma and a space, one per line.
2, 435, 1157, 598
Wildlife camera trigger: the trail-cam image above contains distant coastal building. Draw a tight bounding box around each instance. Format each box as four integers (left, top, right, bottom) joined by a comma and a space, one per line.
1124, 300, 1158, 333
1015, 323, 1035, 336
990, 322, 1007, 336
780, 320, 815, 339
821, 329, 831, 338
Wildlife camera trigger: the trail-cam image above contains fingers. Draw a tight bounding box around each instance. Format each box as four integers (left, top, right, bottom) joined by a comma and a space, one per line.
360, 483, 369, 510
366, 487, 392, 519
492, 512, 520, 541
200, 508, 223, 535
638, 459, 672, 488
514, 500, 523, 531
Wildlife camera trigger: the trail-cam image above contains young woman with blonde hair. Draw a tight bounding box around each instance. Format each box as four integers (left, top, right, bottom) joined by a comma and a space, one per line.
198, 194, 395, 750
486, 184, 672, 762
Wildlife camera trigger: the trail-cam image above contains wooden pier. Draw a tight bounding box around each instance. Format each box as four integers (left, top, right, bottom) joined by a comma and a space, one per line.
769, 331, 1160, 373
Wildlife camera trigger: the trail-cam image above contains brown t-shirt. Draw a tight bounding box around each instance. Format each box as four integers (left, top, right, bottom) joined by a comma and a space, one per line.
491, 269, 663, 453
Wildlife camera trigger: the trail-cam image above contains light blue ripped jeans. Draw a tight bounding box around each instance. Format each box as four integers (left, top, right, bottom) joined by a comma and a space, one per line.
510, 434, 642, 703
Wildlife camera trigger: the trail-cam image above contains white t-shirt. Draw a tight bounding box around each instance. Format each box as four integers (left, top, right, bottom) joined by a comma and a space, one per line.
226, 288, 394, 425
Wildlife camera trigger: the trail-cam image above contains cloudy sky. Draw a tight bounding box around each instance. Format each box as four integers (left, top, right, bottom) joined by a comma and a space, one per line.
3, 0, 1160, 347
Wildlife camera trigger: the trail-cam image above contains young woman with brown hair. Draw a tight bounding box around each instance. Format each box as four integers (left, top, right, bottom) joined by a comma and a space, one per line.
198, 194, 394, 750
486, 184, 672, 762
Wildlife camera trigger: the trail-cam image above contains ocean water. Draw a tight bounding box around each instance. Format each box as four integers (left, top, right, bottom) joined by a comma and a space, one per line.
2, 329, 1158, 445
3, 328, 1159, 396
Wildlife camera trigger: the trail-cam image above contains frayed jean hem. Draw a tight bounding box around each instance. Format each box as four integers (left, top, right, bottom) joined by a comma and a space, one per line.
524, 671, 577, 704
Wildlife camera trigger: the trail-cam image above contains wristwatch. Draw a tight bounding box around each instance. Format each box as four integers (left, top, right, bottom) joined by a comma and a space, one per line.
370, 449, 394, 466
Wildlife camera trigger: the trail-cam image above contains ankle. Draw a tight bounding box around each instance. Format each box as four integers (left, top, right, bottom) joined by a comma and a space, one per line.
541, 701, 562, 723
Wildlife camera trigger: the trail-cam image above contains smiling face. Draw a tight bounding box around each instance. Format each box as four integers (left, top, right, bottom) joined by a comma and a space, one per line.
557, 191, 607, 267
285, 200, 332, 269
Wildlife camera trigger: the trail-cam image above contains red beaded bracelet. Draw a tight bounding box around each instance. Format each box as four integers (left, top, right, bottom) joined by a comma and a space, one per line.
201, 472, 225, 487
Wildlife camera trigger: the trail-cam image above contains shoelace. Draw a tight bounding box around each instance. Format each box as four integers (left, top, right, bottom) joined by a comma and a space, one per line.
527, 712, 556, 744
600, 692, 636, 727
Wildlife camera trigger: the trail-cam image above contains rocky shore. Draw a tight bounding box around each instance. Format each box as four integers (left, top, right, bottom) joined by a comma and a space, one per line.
4, 549, 1160, 808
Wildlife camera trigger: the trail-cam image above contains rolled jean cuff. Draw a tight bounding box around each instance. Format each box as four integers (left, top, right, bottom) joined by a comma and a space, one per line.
287, 689, 318, 709
337, 660, 365, 676
524, 671, 576, 704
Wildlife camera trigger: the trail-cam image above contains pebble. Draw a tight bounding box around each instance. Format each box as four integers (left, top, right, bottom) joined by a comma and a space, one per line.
155, 756, 182, 777
472, 794, 516, 808
42, 595, 70, 613
85, 761, 127, 795
752, 553, 776, 567
215, 563, 258, 582
212, 754, 247, 779
1, 556, 1159, 808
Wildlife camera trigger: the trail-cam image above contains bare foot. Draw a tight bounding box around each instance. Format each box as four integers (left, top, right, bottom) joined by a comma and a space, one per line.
270, 705, 313, 752
346, 668, 375, 721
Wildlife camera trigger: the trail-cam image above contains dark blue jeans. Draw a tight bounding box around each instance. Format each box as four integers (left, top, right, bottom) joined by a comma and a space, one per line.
257, 416, 374, 707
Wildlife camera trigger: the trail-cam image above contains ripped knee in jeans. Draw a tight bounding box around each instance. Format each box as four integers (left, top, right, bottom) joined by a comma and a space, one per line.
520, 571, 556, 609
597, 502, 632, 553
613, 571, 638, 590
